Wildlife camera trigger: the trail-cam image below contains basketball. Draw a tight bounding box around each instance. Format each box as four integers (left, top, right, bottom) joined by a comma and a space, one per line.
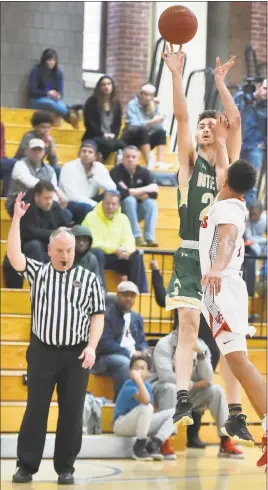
158, 5, 198, 45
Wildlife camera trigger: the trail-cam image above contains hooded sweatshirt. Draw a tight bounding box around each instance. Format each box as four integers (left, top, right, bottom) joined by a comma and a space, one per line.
72, 225, 101, 279
81, 202, 135, 255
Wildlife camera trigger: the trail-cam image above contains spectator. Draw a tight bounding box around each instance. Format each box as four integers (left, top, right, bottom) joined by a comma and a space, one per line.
0, 121, 16, 196
110, 146, 159, 247
28, 48, 79, 128
82, 191, 148, 292
72, 224, 103, 288
59, 140, 117, 223
149, 331, 243, 458
3, 180, 71, 288
122, 84, 167, 167
92, 281, 150, 399
234, 78, 267, 206
15, 111, 61, 179
113, 354, 174, 461
5, 139, 68, 217
149, 260, 220, 371
243, 200, 267, 296
83, 75, 125, 162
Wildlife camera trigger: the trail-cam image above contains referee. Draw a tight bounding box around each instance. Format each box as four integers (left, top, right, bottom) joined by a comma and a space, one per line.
8, 193, 105, 485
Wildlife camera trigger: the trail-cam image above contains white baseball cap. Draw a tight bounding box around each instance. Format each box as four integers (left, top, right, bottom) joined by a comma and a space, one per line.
28, 138, 45, 149
117, 281, 139, 295
140, 83, 156, 95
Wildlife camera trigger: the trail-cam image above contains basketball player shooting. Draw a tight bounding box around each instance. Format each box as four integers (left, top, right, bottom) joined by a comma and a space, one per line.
200, 116, 267, 469
161, 44, 251, 438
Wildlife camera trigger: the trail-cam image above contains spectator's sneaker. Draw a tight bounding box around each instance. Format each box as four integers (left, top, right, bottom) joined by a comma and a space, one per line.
161, 438, 177, 460
116, 150, 123, 165
133, 439, 153, 461
187, 437, 206, 449
173, 397, 193, 427
257, 435, 267, 469
145, 240, 159, 248
58, 472, 75, 485
12, 467, 32, 483
218, 439, 244, 459
221, 413, 255, 447
135, 237, 147, 247
146, 437, 164, 461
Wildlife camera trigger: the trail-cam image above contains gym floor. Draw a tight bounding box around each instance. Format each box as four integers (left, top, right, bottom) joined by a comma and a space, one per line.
1, 446, 265, 489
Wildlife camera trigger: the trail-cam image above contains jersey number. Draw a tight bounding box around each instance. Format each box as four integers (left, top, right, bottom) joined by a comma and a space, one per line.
199, 193, 215, 222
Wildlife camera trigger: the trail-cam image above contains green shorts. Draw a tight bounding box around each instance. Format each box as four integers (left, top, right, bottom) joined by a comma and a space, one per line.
166, 248, 202, 310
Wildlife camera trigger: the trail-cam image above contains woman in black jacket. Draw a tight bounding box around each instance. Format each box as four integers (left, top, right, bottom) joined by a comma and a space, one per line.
83, 75, 125, 162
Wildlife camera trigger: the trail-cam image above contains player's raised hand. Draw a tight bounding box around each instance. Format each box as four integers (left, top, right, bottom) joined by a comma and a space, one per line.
161, 44, 185, 75
212, 113, 230, 141
13, 192, 30, 219
215, 56, 236, 85
201, 265, 222, 296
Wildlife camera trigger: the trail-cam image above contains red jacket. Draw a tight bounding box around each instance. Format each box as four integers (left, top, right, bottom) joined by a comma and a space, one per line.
0, 122, 6, 159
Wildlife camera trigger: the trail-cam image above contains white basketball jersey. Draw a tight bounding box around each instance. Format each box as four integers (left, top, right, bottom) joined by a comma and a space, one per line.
199, 198, 248, 277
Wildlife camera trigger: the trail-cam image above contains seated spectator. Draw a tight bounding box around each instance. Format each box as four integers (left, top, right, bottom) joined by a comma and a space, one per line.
5, 139, 68, 217
149, 332, 243, 458
72, 224, 103, 289
113, 354, 174, 461
234, 78, 267, 207
122, 84, 167, 167
14, 110, 61, 179
83, 75, 125, 162
59, 140, 117, 223
110, 145, 159, 247
82, 191, 148, 292
0, 121, 16, 196
3, 181, 71, 288
149, 260, 220, 371
28, 48, 79, 128
243, 200, 267, 296
92, 281, 150, 399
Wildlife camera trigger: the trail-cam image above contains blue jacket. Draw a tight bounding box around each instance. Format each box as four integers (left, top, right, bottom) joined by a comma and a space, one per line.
96, 302, 148, 358
28, 66, 64, 99
233, 90, 267, 150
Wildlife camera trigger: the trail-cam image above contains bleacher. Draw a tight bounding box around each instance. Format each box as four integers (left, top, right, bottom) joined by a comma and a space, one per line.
0, 108, 265, 457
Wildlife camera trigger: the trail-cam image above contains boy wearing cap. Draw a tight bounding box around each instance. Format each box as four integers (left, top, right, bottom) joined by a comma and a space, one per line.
123, 84, 167, 167
6, 139, 65, 216
59, 140, 117, 223
93, 281, 150, 399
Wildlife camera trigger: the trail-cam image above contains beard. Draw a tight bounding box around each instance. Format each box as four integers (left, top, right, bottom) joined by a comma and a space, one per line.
198, 139, 214, 149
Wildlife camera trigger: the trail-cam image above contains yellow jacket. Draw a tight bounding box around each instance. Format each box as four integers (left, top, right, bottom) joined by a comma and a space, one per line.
82, 202, 136, 255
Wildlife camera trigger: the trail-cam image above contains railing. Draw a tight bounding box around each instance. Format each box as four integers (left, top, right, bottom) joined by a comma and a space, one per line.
140, 249, 267, 338
245, 45, 267, 79
149, 37, 166, 96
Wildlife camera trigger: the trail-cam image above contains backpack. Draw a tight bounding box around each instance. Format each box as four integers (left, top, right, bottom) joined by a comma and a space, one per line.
82, 393, 103, 434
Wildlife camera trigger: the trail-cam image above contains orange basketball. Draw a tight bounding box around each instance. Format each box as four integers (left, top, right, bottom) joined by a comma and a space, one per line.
158, 5, 198, 45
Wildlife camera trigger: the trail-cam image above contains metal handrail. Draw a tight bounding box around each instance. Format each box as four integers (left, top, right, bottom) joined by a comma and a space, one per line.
149, 37, 166, 95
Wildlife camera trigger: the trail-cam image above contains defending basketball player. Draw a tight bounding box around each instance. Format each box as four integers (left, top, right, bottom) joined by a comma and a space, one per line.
200, 117, 267, 469
161, 44, 242, 428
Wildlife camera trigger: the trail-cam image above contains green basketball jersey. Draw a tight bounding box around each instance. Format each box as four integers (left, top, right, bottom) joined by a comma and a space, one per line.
178, 154, 218, 241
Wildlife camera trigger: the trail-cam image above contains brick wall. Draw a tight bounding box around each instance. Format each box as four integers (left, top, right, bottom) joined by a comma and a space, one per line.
228, 2, 252, 85
106, 2, 152, 109
1, 1, 89, 108
250, 1, 267, 64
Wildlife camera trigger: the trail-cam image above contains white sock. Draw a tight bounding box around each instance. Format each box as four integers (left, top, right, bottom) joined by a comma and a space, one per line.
261, 414, 267, 433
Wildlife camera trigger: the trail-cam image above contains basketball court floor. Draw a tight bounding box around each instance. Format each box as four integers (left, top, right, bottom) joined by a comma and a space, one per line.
1, 446, 265, 489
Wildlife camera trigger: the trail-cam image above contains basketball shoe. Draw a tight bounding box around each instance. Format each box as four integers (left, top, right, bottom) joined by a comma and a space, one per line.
221, 413, 255, 447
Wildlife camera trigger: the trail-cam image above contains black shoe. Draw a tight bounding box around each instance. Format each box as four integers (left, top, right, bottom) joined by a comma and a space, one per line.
221, 413, 255, 447
12, 467, 32, 483
132, 439, 153, 461
146, 437, 164, 461
57, 472, 75, 485
187, 437, 206, 449
173, 397, 193, 427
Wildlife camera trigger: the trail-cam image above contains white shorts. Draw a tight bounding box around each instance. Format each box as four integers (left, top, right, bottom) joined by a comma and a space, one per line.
216, 329, 248, 356
201, 274, 255, 340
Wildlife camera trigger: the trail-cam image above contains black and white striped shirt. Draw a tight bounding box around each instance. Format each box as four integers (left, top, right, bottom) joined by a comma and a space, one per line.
24, 257, 105, 346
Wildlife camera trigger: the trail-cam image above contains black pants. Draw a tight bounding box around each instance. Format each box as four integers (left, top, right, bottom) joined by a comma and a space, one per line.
92, 136, 126, 161
17, 335, 89, 475
122, 127, 167, 149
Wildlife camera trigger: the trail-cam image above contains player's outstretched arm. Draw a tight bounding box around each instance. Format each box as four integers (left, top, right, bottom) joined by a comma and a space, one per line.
161, 44, 196, 184
201, 223, 238, 295
214, 56, 241, 164
212, 113, 230, 187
